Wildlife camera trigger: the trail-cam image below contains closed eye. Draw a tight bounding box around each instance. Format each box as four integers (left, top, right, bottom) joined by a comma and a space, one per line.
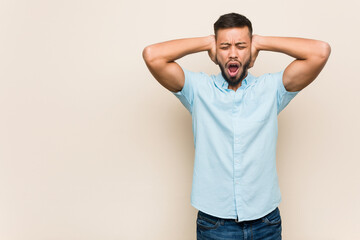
236, 44, 247, 48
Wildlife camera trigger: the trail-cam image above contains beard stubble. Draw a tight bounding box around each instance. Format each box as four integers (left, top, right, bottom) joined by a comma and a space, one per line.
219, 58, 251, 87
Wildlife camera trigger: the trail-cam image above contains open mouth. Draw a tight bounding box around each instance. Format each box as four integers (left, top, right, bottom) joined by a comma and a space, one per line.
227, 62, 240, 78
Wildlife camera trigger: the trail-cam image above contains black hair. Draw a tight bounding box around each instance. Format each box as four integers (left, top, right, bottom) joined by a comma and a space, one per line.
214, 13, 253, 38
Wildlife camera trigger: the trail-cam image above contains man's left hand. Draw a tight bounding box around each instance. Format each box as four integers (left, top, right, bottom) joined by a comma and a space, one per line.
249, 34, 260, 68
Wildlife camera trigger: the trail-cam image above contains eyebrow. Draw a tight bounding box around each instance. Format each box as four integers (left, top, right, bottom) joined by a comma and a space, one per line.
220, 42, 247, 46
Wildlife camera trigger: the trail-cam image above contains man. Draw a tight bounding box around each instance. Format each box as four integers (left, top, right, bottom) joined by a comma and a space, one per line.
143, 13, 330, 240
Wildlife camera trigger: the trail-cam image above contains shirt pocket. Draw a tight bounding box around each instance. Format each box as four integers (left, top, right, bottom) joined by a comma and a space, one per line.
240, 93, 274, 122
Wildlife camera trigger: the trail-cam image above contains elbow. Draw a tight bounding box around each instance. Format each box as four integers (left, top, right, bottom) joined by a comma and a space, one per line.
143, 45, 161, 65
318, 41, 331, 60
142, 45, 153, 64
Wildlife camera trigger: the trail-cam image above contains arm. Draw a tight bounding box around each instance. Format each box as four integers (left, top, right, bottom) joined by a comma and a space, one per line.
142, 36, 216, 92
251, 35, 331, 92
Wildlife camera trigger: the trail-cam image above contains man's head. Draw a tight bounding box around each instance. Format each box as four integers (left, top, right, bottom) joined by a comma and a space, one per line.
214, 13, 253, 88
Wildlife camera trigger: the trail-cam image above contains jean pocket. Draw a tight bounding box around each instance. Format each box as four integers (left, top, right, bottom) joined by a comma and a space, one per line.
197, 212, 220, 230
262, 208, 282, 225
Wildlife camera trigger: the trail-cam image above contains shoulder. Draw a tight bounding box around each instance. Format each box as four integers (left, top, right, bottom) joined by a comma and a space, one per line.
252, 71, 284, 82
249, 71, 284, 88
182, 67, 217, 87
245, 71, 285, 97
182, 68, 213, 80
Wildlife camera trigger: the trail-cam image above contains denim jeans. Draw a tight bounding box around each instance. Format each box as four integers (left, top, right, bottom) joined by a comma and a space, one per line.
196, 207, 282, 240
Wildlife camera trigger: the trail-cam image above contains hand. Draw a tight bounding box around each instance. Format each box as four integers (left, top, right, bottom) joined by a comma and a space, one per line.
249, 34, 260, 68
207, 35, 218, 65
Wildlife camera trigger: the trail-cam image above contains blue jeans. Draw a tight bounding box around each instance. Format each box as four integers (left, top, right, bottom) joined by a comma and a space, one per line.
196, 207, 282, 240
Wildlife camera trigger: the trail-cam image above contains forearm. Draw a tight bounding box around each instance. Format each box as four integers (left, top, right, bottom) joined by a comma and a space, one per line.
253, 35, 330, 60
143, 36, 214, 63
251, 35, 330, 92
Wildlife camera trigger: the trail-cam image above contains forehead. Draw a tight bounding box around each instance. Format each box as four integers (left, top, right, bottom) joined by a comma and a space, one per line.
216, 27, 251, 43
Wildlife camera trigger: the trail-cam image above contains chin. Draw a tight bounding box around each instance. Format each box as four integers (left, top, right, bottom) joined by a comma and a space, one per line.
227, 72, 243, 86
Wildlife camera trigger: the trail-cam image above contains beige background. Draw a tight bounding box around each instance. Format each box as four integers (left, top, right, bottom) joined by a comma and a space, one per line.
0, 0, 359, 239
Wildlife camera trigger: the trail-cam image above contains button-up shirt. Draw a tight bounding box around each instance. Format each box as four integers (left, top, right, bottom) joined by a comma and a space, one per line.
172, 67, 300, 221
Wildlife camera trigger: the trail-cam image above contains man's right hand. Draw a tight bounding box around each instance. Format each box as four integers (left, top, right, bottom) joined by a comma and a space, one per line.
143, 36, 215, 92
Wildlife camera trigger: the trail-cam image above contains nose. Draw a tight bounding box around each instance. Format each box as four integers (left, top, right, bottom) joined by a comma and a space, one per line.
229, 46, 237, 59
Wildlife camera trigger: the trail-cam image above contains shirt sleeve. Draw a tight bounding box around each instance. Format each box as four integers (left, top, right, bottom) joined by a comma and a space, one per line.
272, 70, 301, 114
171, 67, 203, 114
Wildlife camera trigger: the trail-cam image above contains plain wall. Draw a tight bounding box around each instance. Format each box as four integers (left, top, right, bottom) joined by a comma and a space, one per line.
0, 0, 359, 239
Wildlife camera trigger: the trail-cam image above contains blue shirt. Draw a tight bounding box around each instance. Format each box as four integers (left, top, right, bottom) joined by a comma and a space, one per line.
172, 67, 300, 221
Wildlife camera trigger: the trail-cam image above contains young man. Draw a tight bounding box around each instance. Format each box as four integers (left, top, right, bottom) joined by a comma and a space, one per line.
143, 13, 330, 240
